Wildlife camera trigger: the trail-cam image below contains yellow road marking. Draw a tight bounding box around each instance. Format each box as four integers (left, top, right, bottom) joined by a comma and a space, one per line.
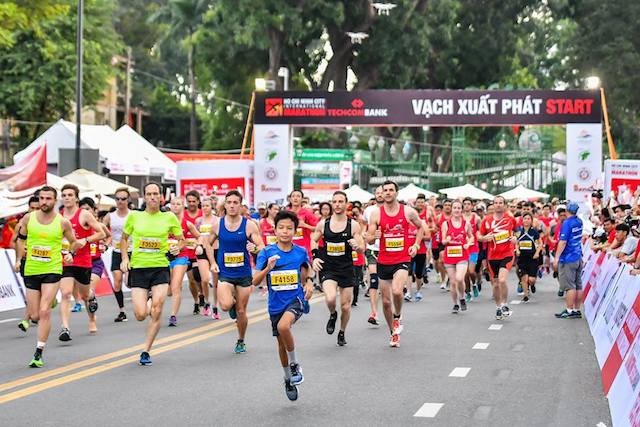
0, 294, 324, 403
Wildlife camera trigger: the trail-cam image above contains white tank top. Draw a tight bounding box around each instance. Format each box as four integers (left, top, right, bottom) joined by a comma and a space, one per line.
110, 210, 130, 253
363, 205, 380, 251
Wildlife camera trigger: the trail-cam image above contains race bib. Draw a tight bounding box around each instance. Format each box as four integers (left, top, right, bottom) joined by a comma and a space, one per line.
185, 238, 198, 249
138, 237, 161, 253
61, 239, 70, 253
293, 228, 304, 240
269, 269, 299, 291
266, 235, 278, 245
352, 251, 358, 261
224, 252, 245, 268
30, 245, 52, 262
326, 241, 346, 256
519, 240, 533, 250
199, 223, 212, 236
90, 243, 98, 256
446, 245, 463, 258
494, 230, 509, 244
385, 236, 404, 252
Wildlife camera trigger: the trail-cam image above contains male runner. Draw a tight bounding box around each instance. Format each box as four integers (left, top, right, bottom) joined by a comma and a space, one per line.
311, 191, 365, 347
288, 190, 318, 289
103, 187, 131, 322
478, 195, 517, 320
366, 181, 424, 347
184, 190, 204, 314
120, 182, 184, 365
406, 194, 429, 302
208, 190, 264, 354
363, 186, 383, 325
15, 186, 79, 367
59, 184, 106, 339
253, 210, 314, 401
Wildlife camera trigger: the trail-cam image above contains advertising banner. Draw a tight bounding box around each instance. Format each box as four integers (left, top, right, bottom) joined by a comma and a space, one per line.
254, 125, 291, 205
255, 90, 602, 126
604, 160, 640, 204
566, 123, 603, 208
176, 160, 253, 206
0, 250, 26, 312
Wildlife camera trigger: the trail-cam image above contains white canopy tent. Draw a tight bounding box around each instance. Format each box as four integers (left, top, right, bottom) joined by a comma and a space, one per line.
398, 183, 437, 201
115, 125, 176, 181
344, 185, 374, 203
63, 169, 138, 196
498, 184, 550, 201
439, 183, 494, 200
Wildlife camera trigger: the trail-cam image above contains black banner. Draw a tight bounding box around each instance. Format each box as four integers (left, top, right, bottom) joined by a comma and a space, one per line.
254, 90, 601, 126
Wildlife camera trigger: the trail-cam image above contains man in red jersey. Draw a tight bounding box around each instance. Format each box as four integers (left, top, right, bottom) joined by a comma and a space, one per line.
367, 180, 424, 348
478, 196, 517, 320
288, 190, 318, 287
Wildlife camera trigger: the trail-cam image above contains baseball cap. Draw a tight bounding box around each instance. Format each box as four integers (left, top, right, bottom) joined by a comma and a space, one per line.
567, 201, 579, 214
258, 202, 267, 209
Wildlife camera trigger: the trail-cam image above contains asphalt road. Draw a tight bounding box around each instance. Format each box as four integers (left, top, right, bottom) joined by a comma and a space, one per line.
0, 271, 612, 426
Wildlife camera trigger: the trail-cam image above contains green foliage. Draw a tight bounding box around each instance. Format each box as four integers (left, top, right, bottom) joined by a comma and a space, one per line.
143, 85, 192, 150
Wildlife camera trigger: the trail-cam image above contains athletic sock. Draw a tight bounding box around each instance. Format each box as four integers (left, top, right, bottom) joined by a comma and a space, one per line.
114, 290, 124, 309
283, 366, 291, 380
36, 341, 46, 350
287, 350, 298, 364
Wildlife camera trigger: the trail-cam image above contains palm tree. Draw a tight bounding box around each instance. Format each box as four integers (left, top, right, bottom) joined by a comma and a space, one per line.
149, 0, 208, 150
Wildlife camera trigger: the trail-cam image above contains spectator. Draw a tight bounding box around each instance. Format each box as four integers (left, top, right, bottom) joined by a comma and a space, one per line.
611, 223, 639, 262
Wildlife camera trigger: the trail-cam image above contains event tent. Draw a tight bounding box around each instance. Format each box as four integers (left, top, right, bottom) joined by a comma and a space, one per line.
116, 125, 176, 181
63, 169, 138, 196
498, 184, 550, 201
439, 183, 494, 200
344, 185, 374, 203
398, 183, 437, 200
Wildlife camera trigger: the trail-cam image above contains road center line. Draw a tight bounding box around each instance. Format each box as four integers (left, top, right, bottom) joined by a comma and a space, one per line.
449, 367, 471, 377
0, 318, 20, 324
472, 342, 490, 350
488, 324, 503, 330
414, 403, 444, 418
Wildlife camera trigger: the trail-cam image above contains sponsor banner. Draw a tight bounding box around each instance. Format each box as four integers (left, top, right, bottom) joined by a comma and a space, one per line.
604, 160, 640, 205
255, 90, 602, 126
607, 318, 640, 427
176, 160, 253, 206
339, 161, 353, 189
585, 254, 620, 330
566, 123, 603, 209
180, 177, 246, 198
254, 125, 291, 205
0, 250, 26, 312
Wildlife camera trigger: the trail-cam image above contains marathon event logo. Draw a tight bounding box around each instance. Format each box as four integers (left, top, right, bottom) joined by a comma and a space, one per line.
255, 90, 601, 126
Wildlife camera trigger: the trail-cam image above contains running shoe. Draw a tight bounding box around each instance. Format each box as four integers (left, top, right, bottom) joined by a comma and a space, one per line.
203, 303, 211, 317
58, 327, 71, 342
439, 283, 446, 290
460, 299, 468, 311
531, 283, 536, 294
389, 333, 400, 348
337, 331, 347, 347
495, 308, 503, 320
568, 310, 582, 319
553, 271, 558, 279
574, 310, 582, 317
114, 312, 128, 322
289, 363, 304, 385
501, 306, 512, 318
139, 351, 152, 366
465, 292, 472, 302
555, 309, 571, 319
71, 302, 82, 312
557, 290, 564, 297
472, 285, 480, 298
234, 340, 246, 354
367, 314, 379, 326
537, 269, 543, 279
168, 315, 177, 327
445, 281, 450, 291
477, 282, 482, 292
18, 319, 29, 332
29, 352, 43, 368
326, 312, 338, 335
87, 295, 99, 313
213, 309, 220, 320
193, 304, 200, 315
351, 301, 358, 307
284, 379, 298, 401
452, 304, 460, 314
517, 284, 523, 295
229, 304, 237, 320
404, 293, 412, 302
522, 296, 529, 303
392, 317, 403, 334
414, 292, 423, 302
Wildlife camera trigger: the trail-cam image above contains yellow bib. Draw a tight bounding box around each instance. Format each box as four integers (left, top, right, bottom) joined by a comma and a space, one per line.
138, 237, 161, 253
446, 245, 463, 258
494, 231, 509, 244
224, 252, 245, 267
326, 241, 346, 256
269, 269, 299, 291
30, 245, 52, 262
385, 236, 404, 252
519, 240, 533, 250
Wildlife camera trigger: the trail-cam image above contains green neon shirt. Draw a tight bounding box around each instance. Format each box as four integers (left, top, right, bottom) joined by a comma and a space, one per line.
124, 210, 182, 268
25, 213, 63, 276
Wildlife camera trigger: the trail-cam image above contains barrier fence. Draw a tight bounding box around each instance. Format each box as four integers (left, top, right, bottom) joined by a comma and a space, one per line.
582, 246, 640, 426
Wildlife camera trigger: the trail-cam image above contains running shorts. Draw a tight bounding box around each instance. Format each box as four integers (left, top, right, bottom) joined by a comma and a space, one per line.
320, 269, 354, 288
128, 267, 170, 289
487, 257, 514, 279
377, 263, 410, 281
24, 274, 62, 291
62, 266, 91, 286
270, 297, 305, 337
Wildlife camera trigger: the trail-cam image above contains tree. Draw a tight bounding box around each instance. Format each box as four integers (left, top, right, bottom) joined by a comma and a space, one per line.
0, 0, 121, 144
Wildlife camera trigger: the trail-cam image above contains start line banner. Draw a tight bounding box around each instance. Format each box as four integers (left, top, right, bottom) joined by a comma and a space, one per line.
581, 246, 640, 426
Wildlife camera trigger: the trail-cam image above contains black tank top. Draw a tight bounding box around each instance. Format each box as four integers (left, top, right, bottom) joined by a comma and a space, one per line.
322, 217, 353, 271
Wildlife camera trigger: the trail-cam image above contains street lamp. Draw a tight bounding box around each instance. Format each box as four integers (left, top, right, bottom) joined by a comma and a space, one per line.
255, 78, 267, 92
278, 67, 289, 91
585, 75, 601, 90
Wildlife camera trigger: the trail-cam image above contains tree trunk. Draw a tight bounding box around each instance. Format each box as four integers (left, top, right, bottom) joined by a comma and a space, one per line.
268, 28, 284, 89
188, 40, 198, 150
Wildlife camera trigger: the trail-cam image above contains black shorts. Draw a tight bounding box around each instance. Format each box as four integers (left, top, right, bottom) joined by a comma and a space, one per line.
62, 266, 91, 285
320, 269, 354, 288
432, 244, 444, 261
128, 267, 170, 289
219, 276, 252, 287
411, 254, 427, 279
488, 257, 514, 279
110, 251, 132, 272
24, 274, 62, 291
19, 258, 25, 277
518, 256, 540, 277
189, 259, 202, 282
270, 297, 304, 337
377, 263, 410, 281
197, 252, 210, 261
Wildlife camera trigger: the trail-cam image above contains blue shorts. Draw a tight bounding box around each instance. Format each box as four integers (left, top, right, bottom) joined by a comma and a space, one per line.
469, 252, 479, 264
169, 256, 190, 269
270, 297, 305, 337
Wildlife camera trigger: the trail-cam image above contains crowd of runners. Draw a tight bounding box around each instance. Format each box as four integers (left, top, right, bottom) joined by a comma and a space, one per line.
10, 179, 593, 400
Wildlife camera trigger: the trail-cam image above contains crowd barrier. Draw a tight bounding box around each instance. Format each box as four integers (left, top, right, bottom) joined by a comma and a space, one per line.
0, 249, 127, 314
582, 245, 640, 427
